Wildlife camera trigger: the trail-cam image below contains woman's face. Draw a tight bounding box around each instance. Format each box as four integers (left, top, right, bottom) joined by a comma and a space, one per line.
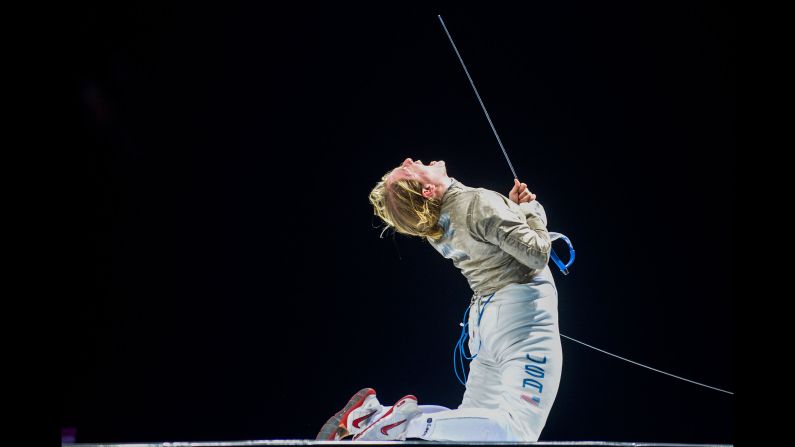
387, 158, 448, 185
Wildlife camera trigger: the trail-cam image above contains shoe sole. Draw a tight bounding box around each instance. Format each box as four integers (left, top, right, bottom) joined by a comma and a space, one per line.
315, 387, 376, 440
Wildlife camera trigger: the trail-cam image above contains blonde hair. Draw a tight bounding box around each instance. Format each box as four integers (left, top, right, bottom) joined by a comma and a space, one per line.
368, 169, 444, 240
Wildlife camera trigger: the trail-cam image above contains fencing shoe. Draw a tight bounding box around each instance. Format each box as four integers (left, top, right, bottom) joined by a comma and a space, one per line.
353, 394, 421, 441
315, 387, 384, 440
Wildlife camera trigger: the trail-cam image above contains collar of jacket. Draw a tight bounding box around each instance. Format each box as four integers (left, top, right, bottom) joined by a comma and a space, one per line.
441, 177, 463, 203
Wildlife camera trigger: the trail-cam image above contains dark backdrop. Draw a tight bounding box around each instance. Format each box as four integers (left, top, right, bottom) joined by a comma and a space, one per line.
58, 1, 735, 444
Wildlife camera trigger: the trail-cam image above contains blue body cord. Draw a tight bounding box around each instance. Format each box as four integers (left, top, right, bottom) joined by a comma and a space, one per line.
453, 293, 495, 386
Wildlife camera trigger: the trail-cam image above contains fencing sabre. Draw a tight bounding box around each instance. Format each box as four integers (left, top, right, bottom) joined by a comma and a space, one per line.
438, 14, 733, 395
437, 15, 575, 275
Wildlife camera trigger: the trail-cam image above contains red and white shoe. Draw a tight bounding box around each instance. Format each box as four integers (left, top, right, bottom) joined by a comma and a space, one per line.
315, 388, 384, 440
353, 394, 421, 441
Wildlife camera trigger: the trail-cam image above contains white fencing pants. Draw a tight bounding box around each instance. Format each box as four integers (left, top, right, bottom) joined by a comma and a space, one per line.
410, 266, 562, 442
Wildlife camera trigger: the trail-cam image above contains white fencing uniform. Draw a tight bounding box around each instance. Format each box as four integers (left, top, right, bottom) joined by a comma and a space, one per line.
406, 178, 562, 442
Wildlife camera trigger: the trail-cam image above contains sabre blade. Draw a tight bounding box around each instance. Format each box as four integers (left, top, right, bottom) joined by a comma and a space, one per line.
438, 14, 519, 180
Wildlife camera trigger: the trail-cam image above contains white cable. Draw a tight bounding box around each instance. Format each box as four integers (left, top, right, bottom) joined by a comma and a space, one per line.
560, 332, 734, 395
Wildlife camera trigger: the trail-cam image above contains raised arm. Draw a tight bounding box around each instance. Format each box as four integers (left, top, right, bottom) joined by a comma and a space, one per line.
468, 190, 551, 270
509, 178, 548, 226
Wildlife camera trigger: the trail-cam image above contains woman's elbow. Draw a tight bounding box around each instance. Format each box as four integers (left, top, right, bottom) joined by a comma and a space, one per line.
526, 247, 550, 270
539, 250, 551, 267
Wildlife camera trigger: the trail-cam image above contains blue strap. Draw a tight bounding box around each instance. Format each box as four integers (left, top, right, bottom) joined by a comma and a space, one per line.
549, 232, 575, 275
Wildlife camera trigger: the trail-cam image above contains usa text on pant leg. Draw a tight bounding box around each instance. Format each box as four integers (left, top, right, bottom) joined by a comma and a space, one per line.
488, 276, 562, 441
451, 268, 563, 442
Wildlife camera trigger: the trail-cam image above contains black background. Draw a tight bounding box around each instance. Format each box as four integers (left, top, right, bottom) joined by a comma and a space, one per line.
58, 1, 735, 444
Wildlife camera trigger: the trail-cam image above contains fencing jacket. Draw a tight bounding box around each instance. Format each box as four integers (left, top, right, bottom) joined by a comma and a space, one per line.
426, 178, 551, 297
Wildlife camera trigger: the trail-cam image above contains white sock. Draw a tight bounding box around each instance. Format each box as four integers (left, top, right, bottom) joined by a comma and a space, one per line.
370, 404, 453, 439
405, 405, 451, 439
406, 412, 434, 439
405, 408, 512, 441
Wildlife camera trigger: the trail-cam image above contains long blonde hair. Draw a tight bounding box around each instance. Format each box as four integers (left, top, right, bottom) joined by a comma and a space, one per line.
368, 170, 444, 240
